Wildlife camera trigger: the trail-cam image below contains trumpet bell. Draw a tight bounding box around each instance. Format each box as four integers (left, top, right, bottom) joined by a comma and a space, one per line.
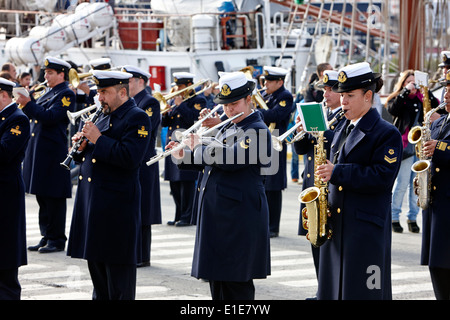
69, 69, 93, 88
67, 105, 97, 125
271, 135, 283, 152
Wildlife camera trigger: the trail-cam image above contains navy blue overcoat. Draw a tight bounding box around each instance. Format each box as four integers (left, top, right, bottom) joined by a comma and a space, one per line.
0, 103, 30, 269
317, 108, 402, 300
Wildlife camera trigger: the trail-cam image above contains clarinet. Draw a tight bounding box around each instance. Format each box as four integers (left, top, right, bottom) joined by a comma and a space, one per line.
60, 106, 104, 170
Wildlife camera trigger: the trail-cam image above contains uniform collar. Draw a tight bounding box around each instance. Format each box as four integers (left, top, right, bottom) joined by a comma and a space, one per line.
110, 98, 136, 119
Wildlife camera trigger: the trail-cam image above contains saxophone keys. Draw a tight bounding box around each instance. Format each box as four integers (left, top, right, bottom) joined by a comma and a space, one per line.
301, 207, 308, 219
303, 219, 309, 230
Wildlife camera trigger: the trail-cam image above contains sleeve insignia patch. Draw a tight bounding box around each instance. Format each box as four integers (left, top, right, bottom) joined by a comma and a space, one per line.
384, 148, 397, 164
10, 125, 22, 136
436, 141, 448, 151
239, 138, 251, 149
279, 100, 286, 107
61, 96, 71, 107
194, 103, 202, 110
145, 107, 153, 117
138, 126, 148, 138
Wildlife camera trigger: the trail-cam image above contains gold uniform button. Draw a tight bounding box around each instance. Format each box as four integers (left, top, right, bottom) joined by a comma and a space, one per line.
337, 208, 341, 213
308, 156, 312, 161
109, 123, 112, 127
79, 175, 83, 180
435, 168, 440, 172
338, 186, 343, 191
433, 186, 437, 190
82, 157, 85, 162
29, 119, 32, 123
176, 125, 180, 129
169, 126, 172, 130
306, 174, 311, 178
1, 117, 5, 121
92, 158, 96, 163
34, 120, 38, 123
31, 133, 35, 137
88, 177, 92, 182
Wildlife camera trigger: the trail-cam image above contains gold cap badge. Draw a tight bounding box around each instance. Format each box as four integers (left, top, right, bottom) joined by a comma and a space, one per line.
338, 71, 347, 83
221, 84, 231, 96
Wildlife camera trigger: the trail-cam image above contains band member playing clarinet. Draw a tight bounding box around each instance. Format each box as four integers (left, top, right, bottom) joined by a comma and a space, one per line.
315, 62, 402, 299
67, 70, 150, 300
421, 70, 450, 300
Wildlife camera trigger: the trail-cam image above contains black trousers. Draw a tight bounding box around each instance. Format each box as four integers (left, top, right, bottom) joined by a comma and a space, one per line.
266, 190, 282, 233
36, 195, 67, 247
87, 261, 136, 300
169, 181, 195, 223
429, 266, 450, 300
209, 280, 255, 300
0, 268, 21, 300
139, 225, 152, 263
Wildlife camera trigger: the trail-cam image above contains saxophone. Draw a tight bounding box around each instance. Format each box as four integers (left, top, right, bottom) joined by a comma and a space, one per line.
408, 101, 446, 209
299, 131, 331, 247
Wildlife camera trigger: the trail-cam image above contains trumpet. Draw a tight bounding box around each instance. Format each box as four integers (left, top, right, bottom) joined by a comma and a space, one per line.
146, 111, 244, 166
174, 104, 223, 142
67, 104, 98, 125
272, 121, 304, 152
153, 79, 209, 114
69, 69, 94, 88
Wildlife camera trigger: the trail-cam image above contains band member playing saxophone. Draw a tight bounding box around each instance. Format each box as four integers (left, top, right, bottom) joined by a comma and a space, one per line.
315, 62, 402, 299
420, 70, 450, 300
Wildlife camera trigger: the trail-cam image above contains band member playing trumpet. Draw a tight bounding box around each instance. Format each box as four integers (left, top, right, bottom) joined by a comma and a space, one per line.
16, 56, 75, 254
293, 70, 346, 293
315, 62, 402, 299
420, 70, 450, 300
169, 71, 271, 300
259, 66, 293, 238
0, 78, 30, 299
67, 70, 151, 300
162, 72, 206, 226
122, 65, 162, 268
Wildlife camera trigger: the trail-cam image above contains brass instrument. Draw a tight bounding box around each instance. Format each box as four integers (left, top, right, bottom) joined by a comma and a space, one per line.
67, 104, 98, 125
69, 68, 94, 88
146, 111, 244, 166
271, 121, 304, 152
408, 101, 447, 209
31, 80, 48, 99
272, 109, 346, 152
153, 79, 209, 114
240, 66, 275, 132
299, 131, 331, 247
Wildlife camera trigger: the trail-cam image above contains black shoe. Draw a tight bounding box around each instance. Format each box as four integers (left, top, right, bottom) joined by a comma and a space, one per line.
137, 261, 150, 268
392, 221, 403, 233
270, 232, 279, 238
407, 220, 420, 233
28, 238, 47, 251
38, 245, 64, 253
167, 220, 177, 226
175, 221, 191, 227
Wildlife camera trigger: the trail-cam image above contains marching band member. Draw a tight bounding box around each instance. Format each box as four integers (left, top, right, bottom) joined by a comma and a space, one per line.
259, 66, 294, 237
161, 72, 206, 226
421, 70, 450, 300
293, 69, 346, 293
0, 78, 30, 299
16, 56, 75, 254
315, 62, 403, 299
169, 71, 271, 300
67, 70, 151, 300
122, 65, 162, 267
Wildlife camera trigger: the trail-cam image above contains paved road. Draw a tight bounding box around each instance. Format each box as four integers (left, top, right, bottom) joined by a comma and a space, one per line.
19, 162, 433, 301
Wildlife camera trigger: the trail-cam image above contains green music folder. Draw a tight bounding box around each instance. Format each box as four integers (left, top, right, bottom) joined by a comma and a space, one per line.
297, 102, 327, 132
